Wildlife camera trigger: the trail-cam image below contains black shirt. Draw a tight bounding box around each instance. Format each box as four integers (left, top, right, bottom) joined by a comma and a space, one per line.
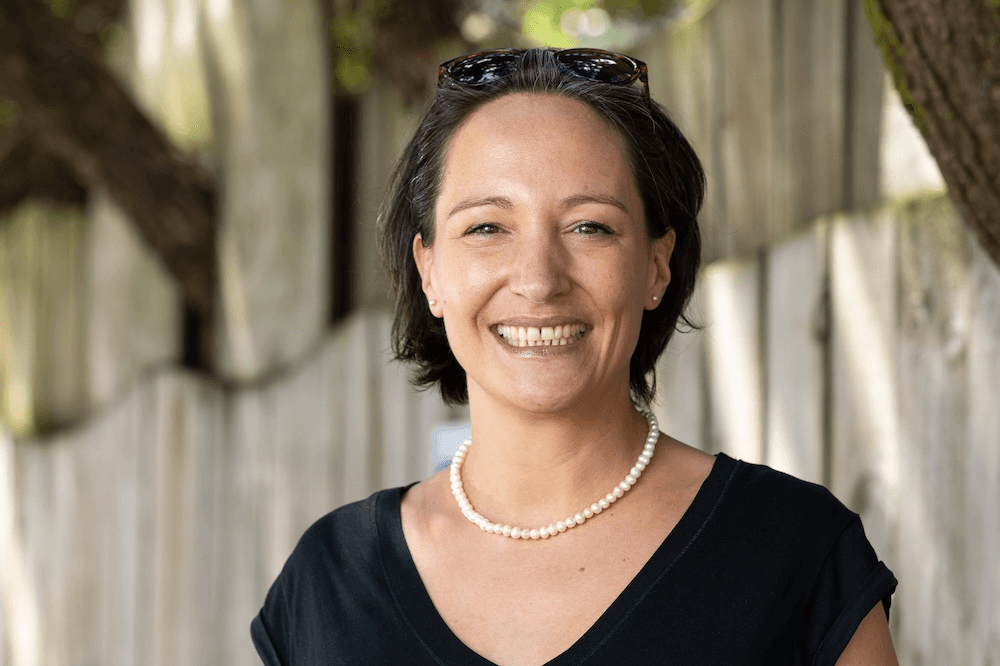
251, 453, 896, 664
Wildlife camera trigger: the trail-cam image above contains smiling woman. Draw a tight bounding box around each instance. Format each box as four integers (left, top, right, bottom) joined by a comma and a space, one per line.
250, 49, 899, 666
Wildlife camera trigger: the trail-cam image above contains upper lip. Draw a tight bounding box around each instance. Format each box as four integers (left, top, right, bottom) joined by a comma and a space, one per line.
490, 316, 589, 328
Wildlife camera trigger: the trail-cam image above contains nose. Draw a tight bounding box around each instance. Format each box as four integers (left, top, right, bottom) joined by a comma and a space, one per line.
508, 229, 571, 303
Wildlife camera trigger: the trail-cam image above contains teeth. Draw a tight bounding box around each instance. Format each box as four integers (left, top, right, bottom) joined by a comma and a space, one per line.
496, 324, 586, 347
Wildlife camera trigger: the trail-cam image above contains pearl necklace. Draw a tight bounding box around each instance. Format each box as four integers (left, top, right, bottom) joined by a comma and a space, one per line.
450, 411, 659, 539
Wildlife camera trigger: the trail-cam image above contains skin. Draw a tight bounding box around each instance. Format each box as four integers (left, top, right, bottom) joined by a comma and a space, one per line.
402, 92, 897, 665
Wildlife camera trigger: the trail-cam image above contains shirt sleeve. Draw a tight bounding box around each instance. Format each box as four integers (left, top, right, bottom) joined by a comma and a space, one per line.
807, 516, 897, 666
251, 609, 285, 666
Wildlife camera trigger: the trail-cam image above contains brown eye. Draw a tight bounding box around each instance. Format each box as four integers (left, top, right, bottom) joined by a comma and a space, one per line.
465, 223, 501, 236
573, 222, 613, 235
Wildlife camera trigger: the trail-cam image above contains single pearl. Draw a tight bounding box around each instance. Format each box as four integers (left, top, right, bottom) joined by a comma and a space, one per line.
565, 517, 576, 528
575, 513, 585, 524
598, 498, 610, 509
529, 529, 540, 539
539, 526, 549, 538
613, 486, 625, 498
591, 503, 602, 514
557, 521, 567, 532
583, 508, 594, 519
510, 527, 521, 539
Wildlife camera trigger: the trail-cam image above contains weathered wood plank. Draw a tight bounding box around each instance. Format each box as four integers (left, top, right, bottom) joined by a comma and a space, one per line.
355, 89, 420, 309
776, 0, 847, 232
702, 258, 763, 462
376, 310, 420, 488
878, 72, 945, 201
218, 375, 270, 665
965, 235, 1000, 664
341, 313, 376, 505
271, 340, 335, 563
649, 12, 724, 265
653, 284, 706, 450
829, 208, 900, 584
0, 429, 42, 666
144, 373, 226, 665
0, 202, 88, 436
85, 194, 180, 410
202, 0, 331, 381
896, 197, 974, 664
846, 0, 885, 211
716, 0, 775, 259
765, 223, 826, 483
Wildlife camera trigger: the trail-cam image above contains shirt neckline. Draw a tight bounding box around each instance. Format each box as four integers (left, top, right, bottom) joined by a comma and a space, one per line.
376, 451, 740, 666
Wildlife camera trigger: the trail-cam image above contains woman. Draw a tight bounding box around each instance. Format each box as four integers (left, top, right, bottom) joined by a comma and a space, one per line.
252, 48, 898, 665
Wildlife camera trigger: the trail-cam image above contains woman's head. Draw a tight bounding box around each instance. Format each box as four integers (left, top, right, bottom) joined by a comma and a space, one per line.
378, 48, 705, 408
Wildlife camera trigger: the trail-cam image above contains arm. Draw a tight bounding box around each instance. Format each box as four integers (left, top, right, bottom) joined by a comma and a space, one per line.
835, 602, 899, 665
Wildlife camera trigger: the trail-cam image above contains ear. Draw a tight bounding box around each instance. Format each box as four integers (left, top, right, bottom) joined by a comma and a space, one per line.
645, 229, 675, 310
413, 233, 443, 318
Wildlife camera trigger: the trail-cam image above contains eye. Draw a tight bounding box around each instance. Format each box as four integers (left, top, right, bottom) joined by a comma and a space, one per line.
572, 221, 614, 235
464, 223, 501, 236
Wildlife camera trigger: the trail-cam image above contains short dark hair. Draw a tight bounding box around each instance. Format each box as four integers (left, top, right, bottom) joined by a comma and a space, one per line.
377, 48, 705, 407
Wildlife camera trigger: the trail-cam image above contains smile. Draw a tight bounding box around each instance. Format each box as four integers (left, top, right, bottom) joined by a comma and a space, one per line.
495, 324, 586, 347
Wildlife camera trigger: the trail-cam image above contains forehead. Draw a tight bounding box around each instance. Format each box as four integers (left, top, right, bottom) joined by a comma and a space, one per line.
439, 93, 635, 201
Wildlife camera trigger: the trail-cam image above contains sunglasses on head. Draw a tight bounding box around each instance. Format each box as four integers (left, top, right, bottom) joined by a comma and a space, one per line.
437, 48, 650, 102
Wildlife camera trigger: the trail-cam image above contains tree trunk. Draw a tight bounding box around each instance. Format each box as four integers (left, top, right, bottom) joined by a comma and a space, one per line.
0, 0, 218, 318
864, 0, 1000, 267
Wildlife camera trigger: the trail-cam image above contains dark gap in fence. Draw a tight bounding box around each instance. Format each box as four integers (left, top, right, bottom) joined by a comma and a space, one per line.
330, 94, 360, 324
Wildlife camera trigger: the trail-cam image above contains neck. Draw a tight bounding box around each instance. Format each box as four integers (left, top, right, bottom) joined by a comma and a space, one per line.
457, 385, 652, 528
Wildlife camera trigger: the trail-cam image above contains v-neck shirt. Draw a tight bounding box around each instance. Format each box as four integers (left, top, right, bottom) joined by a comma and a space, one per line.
251, 453, 896, 665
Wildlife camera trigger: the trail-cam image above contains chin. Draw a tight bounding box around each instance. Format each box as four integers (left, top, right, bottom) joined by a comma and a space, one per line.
490, 374, 596, 414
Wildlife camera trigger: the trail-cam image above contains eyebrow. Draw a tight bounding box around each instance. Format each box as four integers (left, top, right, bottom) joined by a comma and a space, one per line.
446, 193, 630, 219
560, 193, 631, 215
447, 196, 514, 219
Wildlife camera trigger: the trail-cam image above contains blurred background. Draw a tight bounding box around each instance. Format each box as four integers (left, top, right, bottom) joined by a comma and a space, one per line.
1, 0, 998, 663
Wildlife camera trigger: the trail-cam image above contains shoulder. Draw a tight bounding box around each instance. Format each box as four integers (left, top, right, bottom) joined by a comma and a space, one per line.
278, 487, 400, 589
251, 487, 407, 664
719, 454, 857, 538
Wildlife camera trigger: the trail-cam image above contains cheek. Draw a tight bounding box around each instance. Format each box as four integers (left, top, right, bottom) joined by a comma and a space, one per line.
591, 256, 648, 310
435, 251, 503, 308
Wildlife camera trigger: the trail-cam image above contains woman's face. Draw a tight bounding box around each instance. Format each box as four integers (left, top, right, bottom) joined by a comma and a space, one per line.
414, 93, 674, 413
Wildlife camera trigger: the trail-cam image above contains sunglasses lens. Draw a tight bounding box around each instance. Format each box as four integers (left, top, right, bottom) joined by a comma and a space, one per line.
447, 52, 522, 85
556, 51, 637, 84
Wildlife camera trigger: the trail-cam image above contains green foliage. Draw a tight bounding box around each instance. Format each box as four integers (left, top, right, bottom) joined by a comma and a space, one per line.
521, 0, 596, 47
863, 0, 928, 136
331, 11, 375, 95
0, 98, 19, 130
47, 0, 74, 19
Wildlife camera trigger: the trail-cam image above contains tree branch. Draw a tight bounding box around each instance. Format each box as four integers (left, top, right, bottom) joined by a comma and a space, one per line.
0, 124, 86, 218
865, 0, 1000, 267
0, 0, 217, 316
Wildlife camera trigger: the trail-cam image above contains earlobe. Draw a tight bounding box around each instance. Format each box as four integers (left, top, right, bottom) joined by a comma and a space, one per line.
646, 229, 675, 310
